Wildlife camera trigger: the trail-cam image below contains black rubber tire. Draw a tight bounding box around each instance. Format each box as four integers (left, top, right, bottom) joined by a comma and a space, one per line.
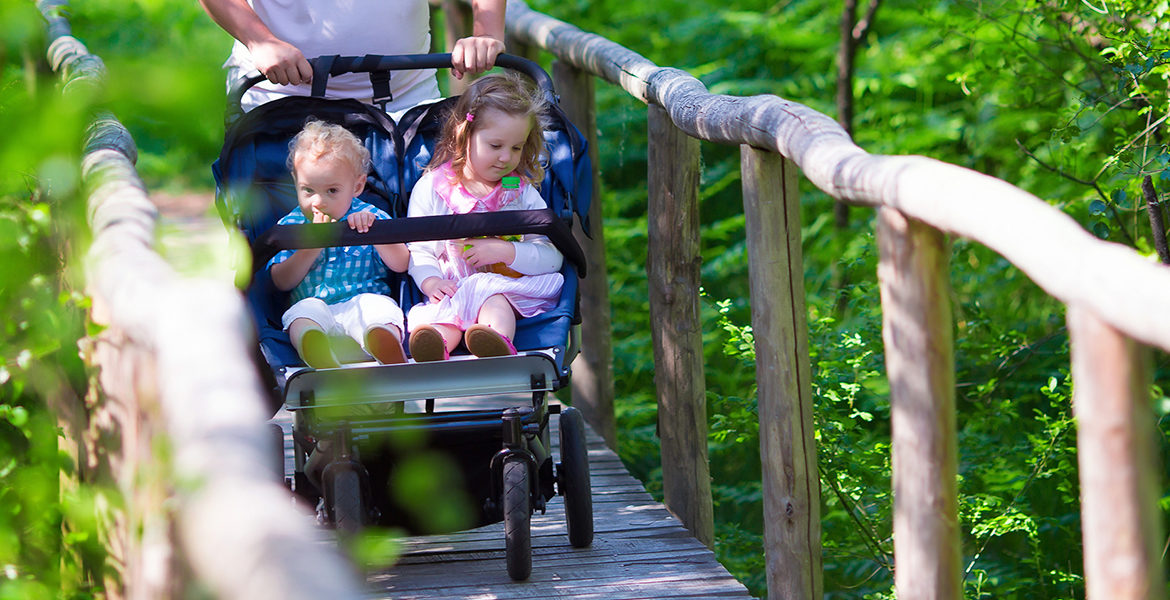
330, 467, 365, 535
268, 422, 286, 484
557, 407, 594, 547
503, 457, 532, 581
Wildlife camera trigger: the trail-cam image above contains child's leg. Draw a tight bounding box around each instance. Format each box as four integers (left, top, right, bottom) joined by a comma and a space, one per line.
408, 323, 461, 361
339, 294, 407, 365
365, 323, 406, 364
465, 295, 518, 357
288, 317, 340, 369
476, 294, 517, 339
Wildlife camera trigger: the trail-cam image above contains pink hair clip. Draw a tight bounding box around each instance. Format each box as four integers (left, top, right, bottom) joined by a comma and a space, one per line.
465, 112, 475, 122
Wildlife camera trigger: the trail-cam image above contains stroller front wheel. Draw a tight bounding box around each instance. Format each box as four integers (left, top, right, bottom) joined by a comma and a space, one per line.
503, 456, 532, 581
329, 466, 366, 535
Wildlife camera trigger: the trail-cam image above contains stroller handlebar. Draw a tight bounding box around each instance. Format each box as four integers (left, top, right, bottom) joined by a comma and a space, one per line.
226, 53, 556, 120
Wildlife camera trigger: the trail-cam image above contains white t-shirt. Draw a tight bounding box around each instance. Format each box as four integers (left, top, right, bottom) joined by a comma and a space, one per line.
226, 0, 441, 113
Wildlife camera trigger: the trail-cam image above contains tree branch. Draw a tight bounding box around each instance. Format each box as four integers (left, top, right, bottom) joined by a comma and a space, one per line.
852, 0, 882, 41
818, 463, 893, 570
1142, 175, 1170, 264
1015, 139, 1137, 246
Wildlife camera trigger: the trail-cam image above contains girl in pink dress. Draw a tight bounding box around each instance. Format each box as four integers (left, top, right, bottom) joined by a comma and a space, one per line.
406, 72, 564, 361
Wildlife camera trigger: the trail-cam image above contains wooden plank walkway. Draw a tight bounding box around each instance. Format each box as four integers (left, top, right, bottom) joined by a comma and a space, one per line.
274, 396, 756, 599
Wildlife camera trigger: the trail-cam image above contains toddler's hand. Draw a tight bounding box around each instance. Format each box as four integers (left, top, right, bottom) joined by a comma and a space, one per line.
347, 211, 376, 233
460, 237, 516, 268
421, 277, 458, 303
311, 210, 334, 224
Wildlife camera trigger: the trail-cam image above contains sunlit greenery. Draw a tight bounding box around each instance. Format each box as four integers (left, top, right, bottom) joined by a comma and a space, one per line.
7, 0, 1170, 597
3, 1, 97, 596
527, 0, 1170, 597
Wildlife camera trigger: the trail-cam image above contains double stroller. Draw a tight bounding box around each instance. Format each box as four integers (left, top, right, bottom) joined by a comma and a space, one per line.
212, 54, 594, 580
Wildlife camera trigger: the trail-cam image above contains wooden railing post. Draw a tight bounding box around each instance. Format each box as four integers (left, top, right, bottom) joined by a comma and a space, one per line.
741, 146, 822, 599
647, 103, 714, 548
553, 60, 617, 448
1068, 307, 1166, 600
876, 207, 961, 600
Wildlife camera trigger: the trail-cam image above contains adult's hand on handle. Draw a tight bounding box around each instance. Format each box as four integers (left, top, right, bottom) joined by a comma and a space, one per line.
451, 35, 505, 80
249, 38, 313, 86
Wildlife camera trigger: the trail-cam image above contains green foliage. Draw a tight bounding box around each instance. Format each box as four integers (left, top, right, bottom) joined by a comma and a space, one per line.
1, 3, 101, 593
0, 0, 232, 593
68, 0, 232, 192
528, 0, 1170, 598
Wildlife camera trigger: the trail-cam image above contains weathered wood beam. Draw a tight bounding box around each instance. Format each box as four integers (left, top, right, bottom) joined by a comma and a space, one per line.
41, 9, 366, 596
741, 146, 822, 600
647, 103, 714, 548
553, 60, 617, 449
82, 118, 366, 600
1068, 307, 1166, 600
876, 207, 961, 600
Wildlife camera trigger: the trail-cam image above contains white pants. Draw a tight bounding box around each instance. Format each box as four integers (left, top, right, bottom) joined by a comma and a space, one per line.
282, 294, 404, 357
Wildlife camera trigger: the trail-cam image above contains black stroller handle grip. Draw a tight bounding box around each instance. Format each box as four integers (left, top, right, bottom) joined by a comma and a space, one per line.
252, 208, 587, 278
226, 53, 555, 119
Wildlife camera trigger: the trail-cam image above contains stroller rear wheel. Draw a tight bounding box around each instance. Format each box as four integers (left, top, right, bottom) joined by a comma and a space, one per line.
503, 456, 532, 580
557, 406, 593, 547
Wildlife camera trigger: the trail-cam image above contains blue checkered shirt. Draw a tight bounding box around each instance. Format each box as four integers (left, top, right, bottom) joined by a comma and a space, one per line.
268, 199, 393, 304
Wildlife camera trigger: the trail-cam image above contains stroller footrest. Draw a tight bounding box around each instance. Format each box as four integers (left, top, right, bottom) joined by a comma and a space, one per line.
284, 352, 561, 409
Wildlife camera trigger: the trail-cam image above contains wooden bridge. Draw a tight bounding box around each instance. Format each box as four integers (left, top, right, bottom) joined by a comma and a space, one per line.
311, 398, 754, 599
41, 0, 1169, 598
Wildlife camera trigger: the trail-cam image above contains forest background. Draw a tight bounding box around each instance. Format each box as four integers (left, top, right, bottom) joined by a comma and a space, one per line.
2, 0, 1169, 598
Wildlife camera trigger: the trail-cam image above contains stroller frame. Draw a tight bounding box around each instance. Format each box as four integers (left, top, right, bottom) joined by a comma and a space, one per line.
214, 53, 594, 581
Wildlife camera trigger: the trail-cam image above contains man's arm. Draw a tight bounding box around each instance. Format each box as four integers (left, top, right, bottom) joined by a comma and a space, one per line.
450, 0, 506, 79
198, 0, 314, 86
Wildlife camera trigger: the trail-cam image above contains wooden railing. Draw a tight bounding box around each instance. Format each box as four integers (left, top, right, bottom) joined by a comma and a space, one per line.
39, 3, 365, 598
495, 1, 1169, 599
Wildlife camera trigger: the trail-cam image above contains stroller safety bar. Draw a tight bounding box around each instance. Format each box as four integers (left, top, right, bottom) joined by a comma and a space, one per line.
283, 351, 563, 409
251, 208, 587, 277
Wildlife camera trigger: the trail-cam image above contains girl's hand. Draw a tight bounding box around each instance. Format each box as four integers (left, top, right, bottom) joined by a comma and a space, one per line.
420, 277, 458, 303
460, 237, 516, 269
347, 211, 376, 233
311, 209, 335, 224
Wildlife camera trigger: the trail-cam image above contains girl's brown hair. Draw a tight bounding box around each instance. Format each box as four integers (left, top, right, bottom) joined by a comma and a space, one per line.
429, 71, 550, 185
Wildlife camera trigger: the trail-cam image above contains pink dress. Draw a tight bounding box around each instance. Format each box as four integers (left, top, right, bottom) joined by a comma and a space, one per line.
406, 163, 564, 331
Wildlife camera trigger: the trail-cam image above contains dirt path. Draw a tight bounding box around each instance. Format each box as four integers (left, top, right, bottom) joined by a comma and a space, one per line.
151, 190, 216, 219
150, 190, 241, 283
